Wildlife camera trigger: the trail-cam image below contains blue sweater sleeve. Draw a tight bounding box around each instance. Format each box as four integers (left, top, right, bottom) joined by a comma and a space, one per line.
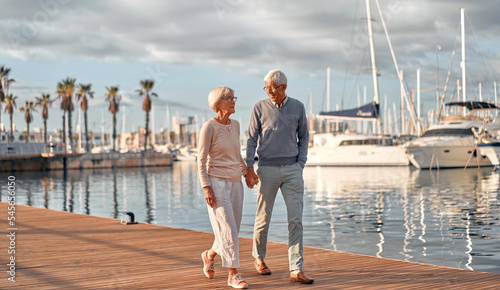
297, 103, 309, 168
245, 104, 260, 168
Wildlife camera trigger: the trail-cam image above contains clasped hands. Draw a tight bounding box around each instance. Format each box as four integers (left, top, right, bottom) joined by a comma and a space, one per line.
245, 167, 259, 189
203, 167, 260, 207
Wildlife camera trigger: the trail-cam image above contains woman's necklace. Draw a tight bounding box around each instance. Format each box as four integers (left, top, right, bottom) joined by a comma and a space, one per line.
214, 117, 231, 131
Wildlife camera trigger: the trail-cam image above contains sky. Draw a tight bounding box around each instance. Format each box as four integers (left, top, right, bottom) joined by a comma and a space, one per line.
1, 0, 500, 136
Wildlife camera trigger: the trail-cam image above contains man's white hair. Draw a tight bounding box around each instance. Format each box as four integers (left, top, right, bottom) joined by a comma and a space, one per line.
264, 69, 287, 85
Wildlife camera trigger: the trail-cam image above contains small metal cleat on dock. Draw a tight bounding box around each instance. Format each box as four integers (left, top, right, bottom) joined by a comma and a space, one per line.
121, 212, 139, 225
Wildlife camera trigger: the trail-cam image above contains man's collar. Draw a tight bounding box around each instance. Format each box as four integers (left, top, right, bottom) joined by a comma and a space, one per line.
271, 95, 288, 108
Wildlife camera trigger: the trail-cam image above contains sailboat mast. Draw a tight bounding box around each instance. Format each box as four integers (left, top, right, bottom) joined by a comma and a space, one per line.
417, 68, 421, 136
121, 107, 126, 136
166, 103, 171, 144
326, 66, 331, 111
495, 81, 498, 106
309, 89, 313, 114
461, 7, 466, 102
366, 0, 382, 134
400, 69, 405, 135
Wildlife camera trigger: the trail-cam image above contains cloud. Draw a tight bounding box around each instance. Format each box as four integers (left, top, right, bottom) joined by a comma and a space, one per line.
1, 0, 498, 73
1, 0, 499, 125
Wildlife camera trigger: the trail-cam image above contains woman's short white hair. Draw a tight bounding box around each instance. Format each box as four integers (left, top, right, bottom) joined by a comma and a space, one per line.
208, 86, 234, 112
264, 69, 287, 85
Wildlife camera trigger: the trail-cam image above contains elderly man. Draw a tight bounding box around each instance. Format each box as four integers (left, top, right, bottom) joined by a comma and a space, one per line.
245, 69, 313, 284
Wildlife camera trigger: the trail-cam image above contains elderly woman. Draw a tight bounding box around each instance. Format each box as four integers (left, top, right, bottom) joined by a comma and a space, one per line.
198, 86, 249, 289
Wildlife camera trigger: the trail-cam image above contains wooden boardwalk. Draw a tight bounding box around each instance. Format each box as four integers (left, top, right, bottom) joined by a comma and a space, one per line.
2, 203, 500, 289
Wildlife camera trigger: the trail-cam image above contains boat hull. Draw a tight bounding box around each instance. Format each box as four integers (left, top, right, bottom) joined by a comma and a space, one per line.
478, 142, 500, 166
307, 145, 409, 166
406, 141, 491, 169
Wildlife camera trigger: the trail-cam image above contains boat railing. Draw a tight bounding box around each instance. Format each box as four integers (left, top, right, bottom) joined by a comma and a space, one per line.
441, 115, 494, 122
0, 142, 66, 157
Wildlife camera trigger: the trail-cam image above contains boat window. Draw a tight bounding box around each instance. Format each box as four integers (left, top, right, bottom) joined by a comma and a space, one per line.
339, 139, 392, 146
421, 128, 474, 137
340, 140, 374, 146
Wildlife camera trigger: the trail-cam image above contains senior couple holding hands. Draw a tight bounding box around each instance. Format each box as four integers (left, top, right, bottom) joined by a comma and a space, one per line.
198, 69, 313, 288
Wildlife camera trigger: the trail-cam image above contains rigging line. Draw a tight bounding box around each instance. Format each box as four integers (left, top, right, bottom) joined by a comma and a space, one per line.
341, 0, 361, 110
465, 11, 496, 84
348, 46, 368, 107
450, 85, 457, 103
374, 0, 418, 132
437, 20, 461, 121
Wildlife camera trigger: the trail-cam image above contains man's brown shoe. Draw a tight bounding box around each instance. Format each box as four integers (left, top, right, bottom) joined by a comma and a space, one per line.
290, 270, 314, 284
254, 259, 272, 275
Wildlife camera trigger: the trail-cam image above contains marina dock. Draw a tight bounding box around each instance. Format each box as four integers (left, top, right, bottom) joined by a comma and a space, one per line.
0, 151, 174, 172
2, 203, 500, 289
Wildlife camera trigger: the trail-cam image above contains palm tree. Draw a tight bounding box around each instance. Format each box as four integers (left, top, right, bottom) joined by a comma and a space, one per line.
4, 78, 15, 93
76, 83, 94, 152
0, 65, 15, 132
59, 77, 76, 151
105, 86, 120, 152
0, 65, 9, 101
136, 80, 158, 151
20, 101, 35, 143
4, 94, 17, 143
57, 81, 67, 150
35, 93, 51, 144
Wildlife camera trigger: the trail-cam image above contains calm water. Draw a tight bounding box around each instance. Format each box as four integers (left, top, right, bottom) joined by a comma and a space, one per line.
1, 162, 500, 274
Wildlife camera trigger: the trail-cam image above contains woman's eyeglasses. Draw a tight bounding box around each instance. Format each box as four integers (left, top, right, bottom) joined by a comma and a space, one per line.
221, 97, 237, 102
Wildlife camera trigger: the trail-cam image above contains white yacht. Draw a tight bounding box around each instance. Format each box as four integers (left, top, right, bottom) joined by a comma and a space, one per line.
307, 131, 409, 166
478, 141, 500, 167
475, 118, 500, 167
404, 102, 498, 169
405, 8, 500, 170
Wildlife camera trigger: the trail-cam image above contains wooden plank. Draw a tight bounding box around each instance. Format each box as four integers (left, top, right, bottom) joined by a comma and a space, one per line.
1, 203, 499, 289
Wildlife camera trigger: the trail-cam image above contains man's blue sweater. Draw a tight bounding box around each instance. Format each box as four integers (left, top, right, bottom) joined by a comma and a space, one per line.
246, 96, 309, 168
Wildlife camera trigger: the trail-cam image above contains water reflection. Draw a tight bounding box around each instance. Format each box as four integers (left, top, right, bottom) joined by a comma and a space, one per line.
0, 164, 499, 274
303, 166, 500, 273
84, 175, 90, 215
143, 169, 154, 223
112, 169, 119, 219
